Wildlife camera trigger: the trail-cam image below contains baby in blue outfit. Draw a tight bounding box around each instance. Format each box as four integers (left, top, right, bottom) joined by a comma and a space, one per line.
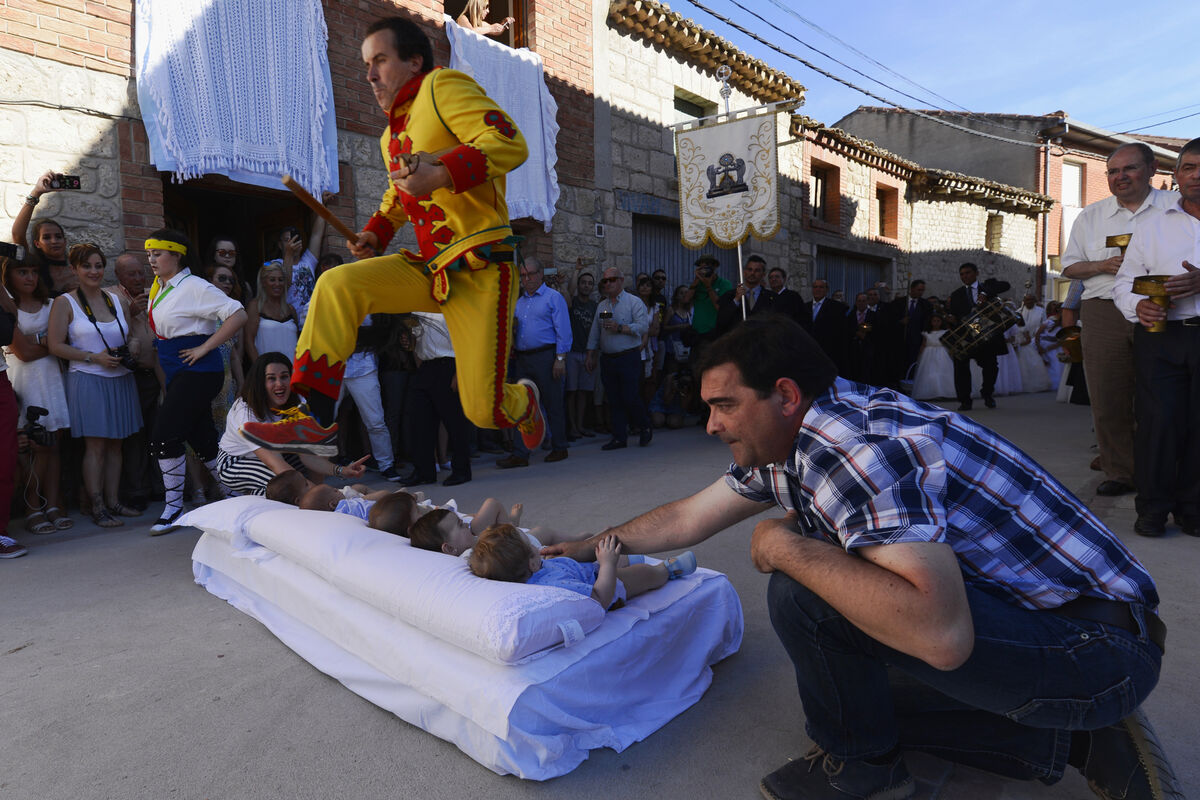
468, 524, 697, 609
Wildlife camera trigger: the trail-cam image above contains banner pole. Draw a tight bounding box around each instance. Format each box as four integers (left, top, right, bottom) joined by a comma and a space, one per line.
717, 66, 748, 321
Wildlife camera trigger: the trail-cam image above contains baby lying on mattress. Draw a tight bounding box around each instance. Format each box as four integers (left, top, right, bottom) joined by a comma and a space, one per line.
468, 524, 697, 610
406, 506, 581, 556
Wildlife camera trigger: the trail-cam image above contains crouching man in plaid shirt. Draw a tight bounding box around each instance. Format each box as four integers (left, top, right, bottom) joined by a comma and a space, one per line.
543, 315, 1177, 800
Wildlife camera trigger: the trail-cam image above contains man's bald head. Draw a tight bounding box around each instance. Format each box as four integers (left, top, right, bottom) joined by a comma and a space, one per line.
114, 251, 148, 295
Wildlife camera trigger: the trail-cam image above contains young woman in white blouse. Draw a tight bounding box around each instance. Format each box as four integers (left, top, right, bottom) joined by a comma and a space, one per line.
47, 244, 143, 528
142, 229, 246, 533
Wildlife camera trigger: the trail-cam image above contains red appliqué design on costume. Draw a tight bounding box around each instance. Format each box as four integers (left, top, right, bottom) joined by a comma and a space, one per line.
401, 195, 455, 260
484, 110, 515, 139
442, 144, 488, 192
291, 351, 345, 401
493, 261, 515, 428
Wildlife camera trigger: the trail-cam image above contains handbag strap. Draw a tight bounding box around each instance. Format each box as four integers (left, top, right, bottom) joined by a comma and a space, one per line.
74, 289, 127, 350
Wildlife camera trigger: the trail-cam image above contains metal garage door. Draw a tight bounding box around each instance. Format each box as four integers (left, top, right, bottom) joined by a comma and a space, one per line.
632, 215, 739, 297
815, 248, 889, 300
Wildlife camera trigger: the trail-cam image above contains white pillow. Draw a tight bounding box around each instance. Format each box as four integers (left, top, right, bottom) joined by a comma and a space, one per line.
179, 495, 289, 548
240, 508, 606, 664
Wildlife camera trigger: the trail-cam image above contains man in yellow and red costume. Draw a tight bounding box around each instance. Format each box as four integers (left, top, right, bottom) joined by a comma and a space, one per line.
243, 16, 545, 456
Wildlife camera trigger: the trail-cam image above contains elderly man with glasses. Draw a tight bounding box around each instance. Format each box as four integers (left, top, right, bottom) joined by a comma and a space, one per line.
586, 268, 651, 450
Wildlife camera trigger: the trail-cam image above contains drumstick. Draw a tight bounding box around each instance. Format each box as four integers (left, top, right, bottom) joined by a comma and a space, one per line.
280, 175, 359, 243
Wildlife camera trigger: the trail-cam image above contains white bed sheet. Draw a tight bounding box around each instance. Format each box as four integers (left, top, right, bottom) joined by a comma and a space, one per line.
192, 532, 744, 779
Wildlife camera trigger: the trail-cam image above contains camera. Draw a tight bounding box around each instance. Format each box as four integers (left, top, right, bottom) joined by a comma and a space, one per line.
109, 344, 139, 371
598, 311, 613, 320
50, 173, 81, 190
22, 405, 52, 451
700, 267, 714, 278
0, 242, 26, 261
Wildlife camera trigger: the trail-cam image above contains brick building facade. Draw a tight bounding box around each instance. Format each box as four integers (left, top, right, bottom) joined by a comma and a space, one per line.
2, 0, 1049, 305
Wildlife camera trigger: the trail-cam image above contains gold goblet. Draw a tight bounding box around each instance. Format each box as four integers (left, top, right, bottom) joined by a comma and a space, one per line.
1132, 275, 1171, 333
1105, 233, 1133, 254
1055, 325, 1083, 362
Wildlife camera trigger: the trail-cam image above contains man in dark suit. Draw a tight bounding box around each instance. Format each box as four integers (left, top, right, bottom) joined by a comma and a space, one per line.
802, 277, 849, 375
889, 279, 933, 388
732, 254, 775, 317
947, 263, 1008, 410
846, 292, 882, 383
767, 266, 805, 323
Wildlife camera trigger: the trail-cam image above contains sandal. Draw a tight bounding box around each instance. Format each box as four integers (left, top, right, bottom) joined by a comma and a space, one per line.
108, 503, 143, 518
92, 507, 124, 529
46, 507, 74, 530
24, 511, 56, 535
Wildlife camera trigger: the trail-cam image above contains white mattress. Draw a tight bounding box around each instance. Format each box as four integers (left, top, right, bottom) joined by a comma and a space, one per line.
191, 523, 743, 779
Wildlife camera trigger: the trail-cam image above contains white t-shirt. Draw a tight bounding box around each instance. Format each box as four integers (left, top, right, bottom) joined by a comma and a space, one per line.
219, 398, 276, 457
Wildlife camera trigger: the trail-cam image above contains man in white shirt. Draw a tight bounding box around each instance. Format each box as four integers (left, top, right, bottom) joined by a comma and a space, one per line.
586, 268, 651, 449
1062, 142, 1178, 499
1112, 137, 1200, 537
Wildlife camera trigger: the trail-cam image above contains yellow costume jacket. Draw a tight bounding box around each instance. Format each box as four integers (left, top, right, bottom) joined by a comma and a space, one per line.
363, 68, 528, 281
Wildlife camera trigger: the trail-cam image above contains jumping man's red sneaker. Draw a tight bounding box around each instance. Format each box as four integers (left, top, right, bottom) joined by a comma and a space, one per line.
516, 379, 547, 450
241, 407, 339, 457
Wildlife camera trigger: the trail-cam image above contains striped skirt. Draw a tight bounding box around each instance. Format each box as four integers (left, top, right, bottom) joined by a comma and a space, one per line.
217, 450, 303, 497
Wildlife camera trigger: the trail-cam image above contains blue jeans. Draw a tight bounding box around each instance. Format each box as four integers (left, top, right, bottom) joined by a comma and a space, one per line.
767, 572, 1161, 783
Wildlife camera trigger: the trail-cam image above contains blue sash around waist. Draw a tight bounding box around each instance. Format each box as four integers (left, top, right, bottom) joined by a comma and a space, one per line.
155, 334, 223, 384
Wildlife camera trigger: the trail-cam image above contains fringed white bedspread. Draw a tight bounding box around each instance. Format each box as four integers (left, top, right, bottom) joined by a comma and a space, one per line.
135, 0, 339, 195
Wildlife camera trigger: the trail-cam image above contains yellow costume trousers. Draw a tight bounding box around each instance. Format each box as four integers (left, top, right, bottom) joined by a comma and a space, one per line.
292, 251, 530, 430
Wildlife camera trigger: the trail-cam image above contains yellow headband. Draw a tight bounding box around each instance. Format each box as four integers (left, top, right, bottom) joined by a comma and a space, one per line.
144, 238, 187, 255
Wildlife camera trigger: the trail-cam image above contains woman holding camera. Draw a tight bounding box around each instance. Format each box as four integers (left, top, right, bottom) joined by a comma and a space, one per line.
11, 171, 77, 296
47, 244, 143, 528
142, 229, 246, 533
2, 257, 71, 532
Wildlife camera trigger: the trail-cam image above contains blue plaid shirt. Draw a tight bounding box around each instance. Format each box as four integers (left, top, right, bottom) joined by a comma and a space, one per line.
727, 379, 1158, 611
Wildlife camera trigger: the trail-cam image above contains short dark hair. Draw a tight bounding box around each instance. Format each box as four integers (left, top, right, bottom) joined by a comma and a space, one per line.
28, 219, 65, 267
241, 352, 300, 420
909, 279, 925, 289
1175, 137, 1200, 171
147, 228, 198, 272
365, 17, 433, 73
746, 254, 767, 266
959, 262, 978, 275
408, 507, 454, 551
1110, 142, 1155, 170
68, 242, 106, 271
695, 315, 837, 400
368, 492, 419, 537
265, 470, 308, 505
769, 267, 786, 278
577, 271, 594, 282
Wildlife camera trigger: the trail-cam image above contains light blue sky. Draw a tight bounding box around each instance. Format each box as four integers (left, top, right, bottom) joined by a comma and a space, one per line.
671, 0, 1200, 143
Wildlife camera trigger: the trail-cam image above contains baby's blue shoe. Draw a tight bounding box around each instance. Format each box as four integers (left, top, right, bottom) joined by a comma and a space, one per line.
664, 551, 697, 579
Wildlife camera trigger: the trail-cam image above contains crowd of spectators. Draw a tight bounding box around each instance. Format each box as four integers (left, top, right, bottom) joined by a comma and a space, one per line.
1, 169, 1067, 559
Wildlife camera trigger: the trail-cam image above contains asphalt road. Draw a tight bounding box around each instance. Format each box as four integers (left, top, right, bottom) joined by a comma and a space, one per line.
1, 391, 1194, 800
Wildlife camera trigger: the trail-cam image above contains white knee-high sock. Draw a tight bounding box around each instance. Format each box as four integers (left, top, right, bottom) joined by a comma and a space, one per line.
158, 455, 186, 518
202, 456, 227, 495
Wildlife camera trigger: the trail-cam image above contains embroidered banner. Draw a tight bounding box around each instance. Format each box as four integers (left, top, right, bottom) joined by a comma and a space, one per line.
675, 113, 779, 248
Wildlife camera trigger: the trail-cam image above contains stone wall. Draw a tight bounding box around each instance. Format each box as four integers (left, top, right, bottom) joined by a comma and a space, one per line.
908, 197, 1038, 299
0, 47, 139, 263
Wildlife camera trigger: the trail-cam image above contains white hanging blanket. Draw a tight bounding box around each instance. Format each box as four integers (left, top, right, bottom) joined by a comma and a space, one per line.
135, 0, 339, 195
444, 16, 560, 231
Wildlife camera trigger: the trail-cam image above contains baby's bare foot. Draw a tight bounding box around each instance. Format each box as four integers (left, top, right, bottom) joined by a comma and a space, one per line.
510, 503, 523, 525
